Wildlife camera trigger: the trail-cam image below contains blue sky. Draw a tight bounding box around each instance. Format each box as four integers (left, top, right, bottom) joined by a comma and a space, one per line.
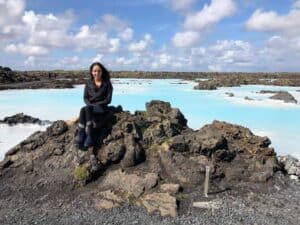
0, 0, 300, 71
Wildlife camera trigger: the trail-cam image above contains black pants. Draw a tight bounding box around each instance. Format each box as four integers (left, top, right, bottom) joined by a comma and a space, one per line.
78, 105, 93, 128
78, 105, 105, 128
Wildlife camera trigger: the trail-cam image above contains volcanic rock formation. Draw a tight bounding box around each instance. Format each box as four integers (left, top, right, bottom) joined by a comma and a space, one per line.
0, 100, 290, 217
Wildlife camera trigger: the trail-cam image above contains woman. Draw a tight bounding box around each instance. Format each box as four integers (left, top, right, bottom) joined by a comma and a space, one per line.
74, 62, 113, 148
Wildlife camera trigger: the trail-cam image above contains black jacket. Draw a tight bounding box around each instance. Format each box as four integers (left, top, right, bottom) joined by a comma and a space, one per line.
83, 79, 113, 107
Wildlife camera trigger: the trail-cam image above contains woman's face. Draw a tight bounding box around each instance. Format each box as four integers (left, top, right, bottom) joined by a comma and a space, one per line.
91, 65, 102, 80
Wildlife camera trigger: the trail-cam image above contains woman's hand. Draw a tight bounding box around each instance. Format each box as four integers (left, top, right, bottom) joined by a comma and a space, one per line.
92, 104, 104, 114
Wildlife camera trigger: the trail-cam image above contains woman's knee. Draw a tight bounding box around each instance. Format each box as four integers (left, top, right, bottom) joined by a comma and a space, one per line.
80, 105, 92, 112
83, 105, 93, 110
80, 106, 86, 114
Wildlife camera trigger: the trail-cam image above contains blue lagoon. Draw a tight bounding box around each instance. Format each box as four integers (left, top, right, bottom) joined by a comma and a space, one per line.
0, 78, 299, 160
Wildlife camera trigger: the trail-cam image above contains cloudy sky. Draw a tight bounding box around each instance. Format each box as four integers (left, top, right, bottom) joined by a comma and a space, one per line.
1, 0, 300, 72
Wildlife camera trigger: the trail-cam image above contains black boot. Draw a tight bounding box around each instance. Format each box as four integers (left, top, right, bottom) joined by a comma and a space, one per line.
74, 127, 86, 147
84, 125, 94, 148
90, 154, 103, 173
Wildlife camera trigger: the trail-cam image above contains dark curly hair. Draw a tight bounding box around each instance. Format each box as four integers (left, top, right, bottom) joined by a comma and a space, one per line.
89, 62, 111, 82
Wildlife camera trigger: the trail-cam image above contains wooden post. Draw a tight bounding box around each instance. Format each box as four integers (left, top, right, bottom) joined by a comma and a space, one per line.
204, 165, 210, 197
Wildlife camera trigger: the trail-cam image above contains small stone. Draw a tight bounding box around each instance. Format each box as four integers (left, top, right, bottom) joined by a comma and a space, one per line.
244, 96, 254, 101
270, 91, 297, 104
160, 183, 181, 194
100, 169, 158, 198
94, 190, 125, 209
290, 175, 298, 180
65, 117, 79, 126
53, 148, 64, 155
141, 192, 177, 217
94, 199, 120, 209
193, 200, 222, 209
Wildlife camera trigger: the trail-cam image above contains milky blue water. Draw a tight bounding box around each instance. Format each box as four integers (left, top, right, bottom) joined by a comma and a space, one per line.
0, 78, 300, 160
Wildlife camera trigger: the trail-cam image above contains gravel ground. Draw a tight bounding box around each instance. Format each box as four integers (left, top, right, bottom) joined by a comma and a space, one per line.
0, 180, 299, 225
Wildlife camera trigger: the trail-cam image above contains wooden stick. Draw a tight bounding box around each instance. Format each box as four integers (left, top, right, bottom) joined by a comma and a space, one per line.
204, 165, 210, 197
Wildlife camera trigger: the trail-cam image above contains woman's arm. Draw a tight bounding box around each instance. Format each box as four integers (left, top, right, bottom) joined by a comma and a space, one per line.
83, 84, 92, 105
92, 82, 113, 105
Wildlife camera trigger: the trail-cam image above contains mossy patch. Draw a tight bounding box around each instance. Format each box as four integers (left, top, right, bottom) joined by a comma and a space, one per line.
176, 193, 189, 200
161, 137, 170, 145
114, 189, 136, 205
140, 125, 149, 134
74, 165, 90, 181
127, 192, 137, 205
143, 126, 153, 136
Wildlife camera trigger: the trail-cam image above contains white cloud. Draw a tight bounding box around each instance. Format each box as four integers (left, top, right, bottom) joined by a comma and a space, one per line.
171, 0, 236, 49
144, 33, 152, 42
183, 0, 236, 31
72, 25, 118, 51
0, 0, 26, 39
0, 0, 25, 26
128, 34, 153, 52
145, 50, 192, 70
208, 64, 222, 72
75, 26, 104, 50
294, 0, 300, 9
24, 10, 76, 48
116, 57, 126, 65
246, 5, 300, 35
266, 36, 285, 48
2, 9, 76, 50
75, 25, 90, 39
178, 39, 255, 71
68, 16, 125, 52
29, 30, 73, 48
108, 38, 120, 52
5, 43, 49, 55
172, 62, 183, 68
100, 14, 128, 31
1, 23, 26, 39
116, 57, 135, 65
24, 56, 35, 67
259, 35, 300, 62
167, 0, 196, 12
50, 55, 89, 70
59, 56, 80, 65
208, 40, 253, 65
151, 62, 159, 69
73, 16, 129, 52
118, 27, 133, 41
92, 54, 104, 62
244, 1, 300, 71
2, 0, 299, 72
22, 10, 38, 32
210, 40, 251, 53
114, 56, 141, 68
129, 41, 148, 52
172, 31, 200, 48
159, 53, 171, 65
2, 8, 129, 56
191, 47, 206, 56
69, 56, 79, 63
